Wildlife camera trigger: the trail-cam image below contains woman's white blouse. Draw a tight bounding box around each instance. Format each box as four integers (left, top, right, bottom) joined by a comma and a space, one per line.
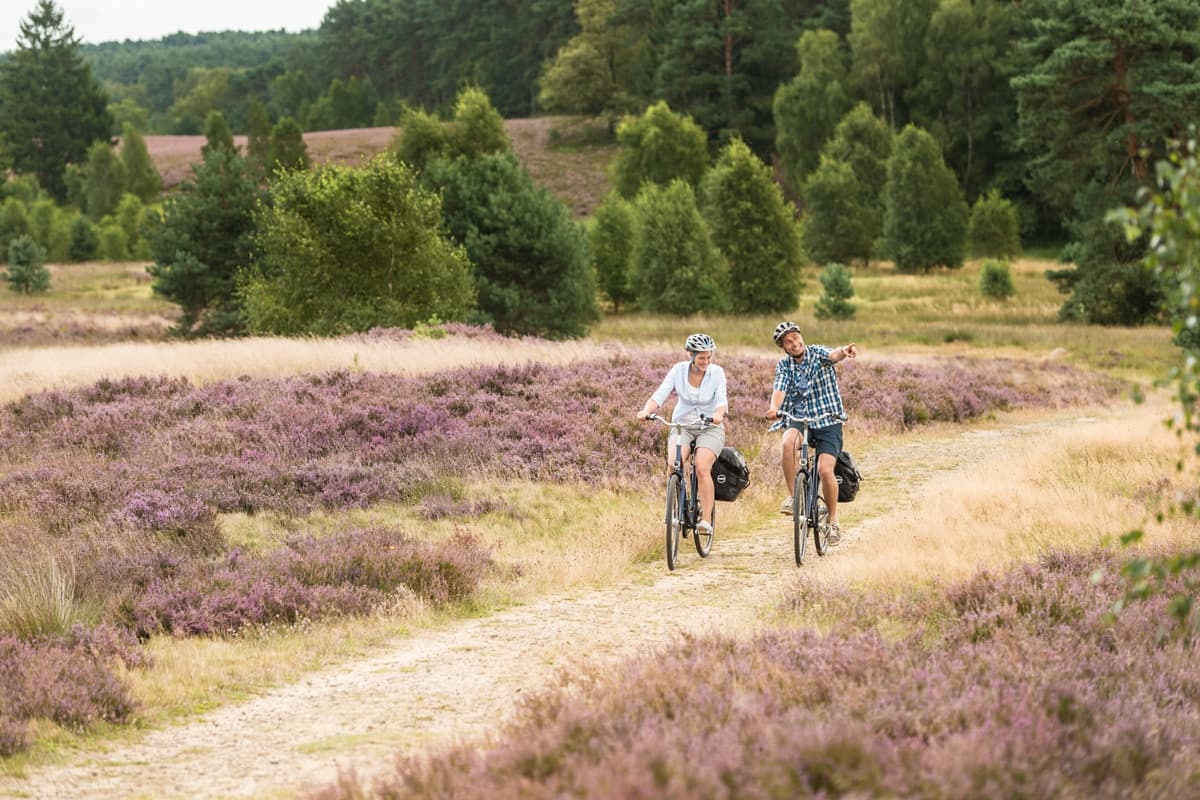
650, 361, 728, 423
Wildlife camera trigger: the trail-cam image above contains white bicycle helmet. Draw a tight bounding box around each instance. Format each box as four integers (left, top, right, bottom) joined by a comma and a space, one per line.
685, 332, 716, 353
773, 321, 801, 347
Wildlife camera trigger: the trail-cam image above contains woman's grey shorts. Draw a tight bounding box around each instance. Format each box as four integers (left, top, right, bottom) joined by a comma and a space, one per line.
669, 424, 726, 459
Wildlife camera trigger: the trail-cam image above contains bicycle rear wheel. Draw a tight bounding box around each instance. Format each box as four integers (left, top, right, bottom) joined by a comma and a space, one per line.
695, 501, 714, 557
793, 471, 808, 565
812, 489, 830, 556
665, 473, 683, 571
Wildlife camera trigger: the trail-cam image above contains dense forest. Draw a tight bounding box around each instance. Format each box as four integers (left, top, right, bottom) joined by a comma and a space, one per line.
3, 0, 1199, 331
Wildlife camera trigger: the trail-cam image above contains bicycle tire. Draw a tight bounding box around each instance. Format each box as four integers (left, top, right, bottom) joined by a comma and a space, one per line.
793, 470, 808, 565
812, 487, 830, 556
695, 499, 714, 557
665, 473, 683, 571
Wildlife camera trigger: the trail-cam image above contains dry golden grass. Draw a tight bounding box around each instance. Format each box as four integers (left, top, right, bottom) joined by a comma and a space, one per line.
0, 334, 613, 404
807, 394, 1190, 591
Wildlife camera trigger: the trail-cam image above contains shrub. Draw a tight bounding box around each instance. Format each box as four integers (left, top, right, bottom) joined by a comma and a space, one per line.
449, 86, 510, 159
427, 152, 598, 338
129, 527, 493, 637
700, 137, 803, 313
5, 234, 50, 293
83, 140, 127, 221
814, 262, 856, 319
67, 213, 99, 262
0, 197, 29, 261
345, 552, 1200, 800
26, 198, 59, 253
119, 123, 162, 202
392, 108, 452, 171
968, 190, 1022, 259
630, 180, 729, 315
97, 222, 130, 261
242, 155, 475, 336
392, 87, 509, 173
980, 259, 1016, 300
267, 116, 310, 174
0, 626, 137, 752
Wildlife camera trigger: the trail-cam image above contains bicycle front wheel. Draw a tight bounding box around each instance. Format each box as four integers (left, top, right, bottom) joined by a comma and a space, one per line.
665, 473, 683, 571
793, 471, 808, 565
813, 491, 830, 556
695, 501, 714, 557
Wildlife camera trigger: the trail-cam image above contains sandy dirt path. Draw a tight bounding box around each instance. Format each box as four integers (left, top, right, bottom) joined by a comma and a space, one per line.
0, 409, 1113, 800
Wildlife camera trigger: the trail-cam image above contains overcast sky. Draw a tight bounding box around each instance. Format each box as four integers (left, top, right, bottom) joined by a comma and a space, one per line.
3, 0, 334, 53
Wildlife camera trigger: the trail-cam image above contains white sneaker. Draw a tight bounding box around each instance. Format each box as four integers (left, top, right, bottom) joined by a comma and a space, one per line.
696, 520, 713, 536
827, 522, 842, 545
779, 496, 793, 515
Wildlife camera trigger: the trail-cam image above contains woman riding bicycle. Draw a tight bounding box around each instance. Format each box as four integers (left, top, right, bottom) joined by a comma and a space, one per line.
765, 321, 857, 543
637, 333, 727, 540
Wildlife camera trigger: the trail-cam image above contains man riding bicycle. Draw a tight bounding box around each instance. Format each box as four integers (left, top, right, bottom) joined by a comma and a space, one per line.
637, 333, 727, 540
765, 321, 857, 544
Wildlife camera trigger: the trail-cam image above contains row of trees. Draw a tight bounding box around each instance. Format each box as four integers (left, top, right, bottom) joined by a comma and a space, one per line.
3, 0, 1197, 330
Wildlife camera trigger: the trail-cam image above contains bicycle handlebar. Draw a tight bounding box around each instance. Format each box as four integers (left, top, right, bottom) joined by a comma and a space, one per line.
773, 410, 818, 425
770, 410, 848, 430
647, 413, 715, 431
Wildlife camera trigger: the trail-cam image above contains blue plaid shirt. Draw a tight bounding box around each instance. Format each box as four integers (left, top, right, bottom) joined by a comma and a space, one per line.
772, 345, 846, 429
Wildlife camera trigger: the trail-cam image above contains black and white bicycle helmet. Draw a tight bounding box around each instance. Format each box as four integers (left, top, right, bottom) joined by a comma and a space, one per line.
773, 321, 801, 347
685, 332, 716, 353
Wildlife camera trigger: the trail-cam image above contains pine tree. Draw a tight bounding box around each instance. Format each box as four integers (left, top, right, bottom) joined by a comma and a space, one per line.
67, 213, 98, 262
392, 108, 451, 172
427, 153, 599, 339
967, 190, 1021, 259
120, 123, 162, 203
819, 102, 893, 264
630, 180, 730, 315
882, 124, 969, 272
5, 235, 51, 294
148, 147, 263, 336
588, 192, 637, 312
979, 259, 1015, 300
813, 262, 856, 320
802, 156, 877, 266
268, 117, 310, 175
449, 86, 510, 159
1013, 0, 1200, 324
700, 137, 803, 313
245, 99, 273, 176
612, 101, 709, 199
0, 1, 113, 202
202, 111, 237, 158
0, 198, 31, 263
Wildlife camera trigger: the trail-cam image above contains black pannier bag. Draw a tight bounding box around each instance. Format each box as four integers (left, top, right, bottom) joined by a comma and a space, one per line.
834, 449, 862, 503
712, 446, 751, 502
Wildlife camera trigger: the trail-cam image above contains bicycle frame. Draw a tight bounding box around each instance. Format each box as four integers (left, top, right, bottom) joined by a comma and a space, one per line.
648, 415, 716, 569
774, 410, 832, 565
